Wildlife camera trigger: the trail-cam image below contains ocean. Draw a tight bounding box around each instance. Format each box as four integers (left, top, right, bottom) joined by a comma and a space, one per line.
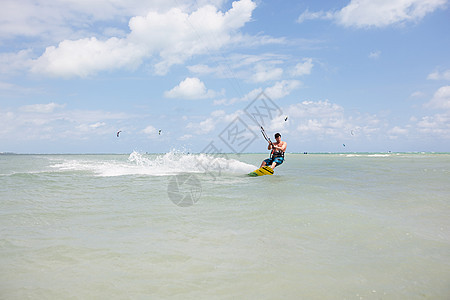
0, 152, 449, 299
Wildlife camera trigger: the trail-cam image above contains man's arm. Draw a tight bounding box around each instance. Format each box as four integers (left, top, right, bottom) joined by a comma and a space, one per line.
273, 142, 287, 152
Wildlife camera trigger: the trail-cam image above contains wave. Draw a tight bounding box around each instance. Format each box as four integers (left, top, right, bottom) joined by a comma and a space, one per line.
344, 154, 392, 158
49, 151, 256, 177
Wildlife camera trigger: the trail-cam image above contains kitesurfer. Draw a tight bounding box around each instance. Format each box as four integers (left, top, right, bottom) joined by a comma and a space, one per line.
260, 133, 286, 169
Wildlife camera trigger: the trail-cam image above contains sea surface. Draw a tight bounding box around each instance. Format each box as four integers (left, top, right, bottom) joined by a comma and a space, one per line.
0, 152, 449, 299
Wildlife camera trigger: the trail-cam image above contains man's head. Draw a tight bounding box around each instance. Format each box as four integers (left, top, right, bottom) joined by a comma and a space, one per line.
274, 133, 281, 141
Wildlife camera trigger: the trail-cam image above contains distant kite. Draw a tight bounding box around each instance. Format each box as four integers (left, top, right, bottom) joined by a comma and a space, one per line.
285, 116, 288, 121
343, 144, 346, 147
117, 131, 122, 137
158, 130, 162, 135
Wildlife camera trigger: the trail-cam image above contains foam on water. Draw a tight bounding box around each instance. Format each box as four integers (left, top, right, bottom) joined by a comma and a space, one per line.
49, 150, 256, 177
343, 153, 392, 157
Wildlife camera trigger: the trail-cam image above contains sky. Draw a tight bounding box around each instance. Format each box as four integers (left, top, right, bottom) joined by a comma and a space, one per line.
1, 0, 449, 154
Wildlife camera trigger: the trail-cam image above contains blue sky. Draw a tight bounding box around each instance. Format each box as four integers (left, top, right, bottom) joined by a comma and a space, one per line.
1, 0, 449, 153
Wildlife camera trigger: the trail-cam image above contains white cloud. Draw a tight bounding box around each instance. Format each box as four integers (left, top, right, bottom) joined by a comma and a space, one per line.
213, 79, 301, 106
0, 81, 16, 91
142, 125, 158, 135
268, 114, 289, 132
388, 126, 408, 139
77, 122, 107, 132
214, 87, 262, 105
424, 85, 450, 110
0, 105, 131, 142
416, 113, 450, 137
188, 53, 289, 81
178, 134, 193, 141
90, 122, 106, 129
297, 0, 447, 28
30, 0, 257, 77
336, 0, 447, 28
187, 118, 217, 134
20, 102, 66, 113
291, 58, 313, 76
187, 64, 218, 75
285, 100, 382, 139
0, 0, 227, 41
410, 91, 426, 98
427, 69, 450, 80
252, 63, 283, 83
164, 77, 218, 99
264, 80, 301, 99
297, 9, 334, 23
32, 37, 145, 78
186, 109, 241, 134
0, 50, 34, 75
288, 100, 345, 125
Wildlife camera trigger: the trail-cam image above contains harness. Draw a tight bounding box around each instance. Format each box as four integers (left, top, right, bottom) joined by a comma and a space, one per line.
271, 148, 285, 159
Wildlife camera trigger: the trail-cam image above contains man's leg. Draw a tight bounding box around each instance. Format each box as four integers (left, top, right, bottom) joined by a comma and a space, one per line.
270, 157, 282, 169
261, 158, 271, 168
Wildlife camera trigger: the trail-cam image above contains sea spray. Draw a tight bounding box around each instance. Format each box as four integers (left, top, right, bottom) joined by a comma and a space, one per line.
49, 150, 255, 177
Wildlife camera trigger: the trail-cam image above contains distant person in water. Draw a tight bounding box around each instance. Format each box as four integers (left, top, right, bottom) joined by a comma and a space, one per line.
260, 133, 286, 169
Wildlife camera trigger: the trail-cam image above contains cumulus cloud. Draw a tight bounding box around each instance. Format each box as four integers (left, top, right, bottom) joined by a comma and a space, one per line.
164, 77, 218, 99
424, 86, 450, 110
297, 0, 447, 28
0, 0, 227, 41
188, 53, 289, 82
186, 110, 239, 135
416, 113, 450, 137
291, 58, 313, 76
186, 118, 217, 134
289, 101, 347, 137
30, 0, 257, 77
0, 104, 131, 142
252, 63, 283, 83
213, 79, 301, 105
388, 126, 409, 139
214, 87, 262, 105
265, 80, 301, 99
285, 100, 382, 139
31, 37, 145, 78
142, 125, 159, 137
0, 50, 34, 75
336, 0, 447, 28
427, 69, 450, 80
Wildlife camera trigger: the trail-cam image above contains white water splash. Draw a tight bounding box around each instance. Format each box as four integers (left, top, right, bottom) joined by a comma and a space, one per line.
50, 150, 256, 177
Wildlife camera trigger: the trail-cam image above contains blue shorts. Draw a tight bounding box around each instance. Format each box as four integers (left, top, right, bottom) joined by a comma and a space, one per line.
264, 156, 284, 166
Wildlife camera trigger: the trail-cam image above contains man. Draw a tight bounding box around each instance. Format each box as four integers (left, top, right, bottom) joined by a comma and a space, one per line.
260, 132, 287, 169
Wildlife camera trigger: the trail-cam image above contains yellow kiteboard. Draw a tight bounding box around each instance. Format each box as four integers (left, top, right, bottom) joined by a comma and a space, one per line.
248, 166, 274, 177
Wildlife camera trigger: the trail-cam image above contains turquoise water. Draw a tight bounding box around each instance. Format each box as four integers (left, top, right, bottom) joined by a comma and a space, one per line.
0, 152, 449, 299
